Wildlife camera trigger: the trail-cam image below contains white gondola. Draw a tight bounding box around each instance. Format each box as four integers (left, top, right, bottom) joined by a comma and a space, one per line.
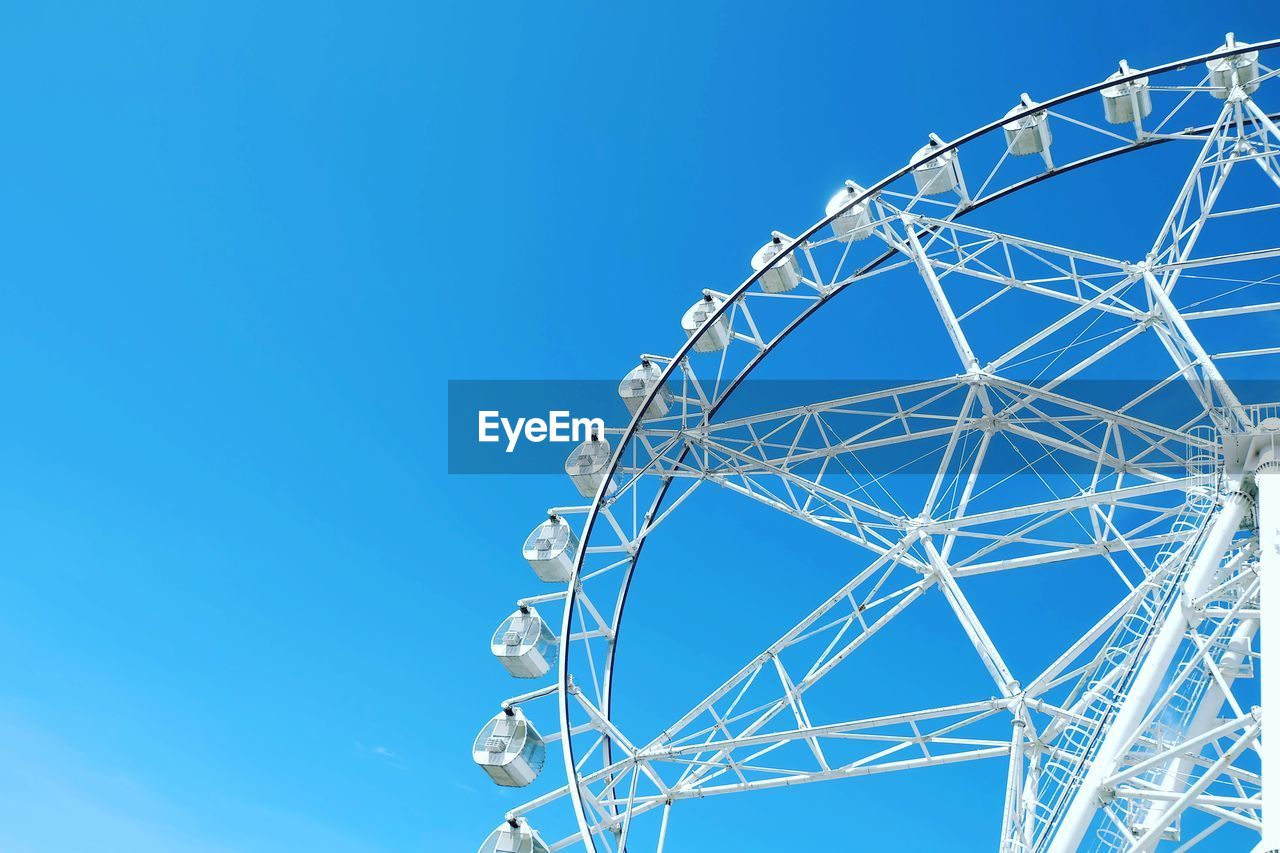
473, 708, 546, 787
564, 435, 616, 498
681, 293, 732, 352
1100, 60, 1152, 124
824, 183, 874, 243
522, 514, 579, 582
750, 235, 803, 292
618, 359, 672, 419
491, 607, 557, 678
478, 820, 552, 853
1206, 34, 1259, 98
909, 134, 961, 196
1002, 94, 1051, 156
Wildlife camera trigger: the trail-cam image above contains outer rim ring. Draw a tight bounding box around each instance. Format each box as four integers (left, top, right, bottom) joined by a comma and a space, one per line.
555, 38, 1280, 851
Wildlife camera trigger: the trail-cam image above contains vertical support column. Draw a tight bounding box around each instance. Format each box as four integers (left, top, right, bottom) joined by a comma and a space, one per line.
1256, 435, 1280, 851
1135, 616, 1258, 839
1048, 488, 1252, 852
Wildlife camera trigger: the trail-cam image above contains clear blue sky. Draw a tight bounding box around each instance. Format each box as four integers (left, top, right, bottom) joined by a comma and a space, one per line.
0, 3, 1274, 851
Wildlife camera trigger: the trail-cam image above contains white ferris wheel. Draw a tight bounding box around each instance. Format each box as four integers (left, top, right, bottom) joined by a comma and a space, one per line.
473, 35, 1280, 852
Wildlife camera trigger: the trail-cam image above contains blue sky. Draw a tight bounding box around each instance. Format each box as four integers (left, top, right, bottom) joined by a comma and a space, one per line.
0, 2, 1275, 851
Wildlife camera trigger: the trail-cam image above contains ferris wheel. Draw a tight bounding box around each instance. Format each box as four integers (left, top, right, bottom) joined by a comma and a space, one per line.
473, 35, 1280, 852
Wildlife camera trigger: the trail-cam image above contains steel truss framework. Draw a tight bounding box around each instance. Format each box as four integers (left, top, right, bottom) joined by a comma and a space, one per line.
479, 37, 1280, 852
